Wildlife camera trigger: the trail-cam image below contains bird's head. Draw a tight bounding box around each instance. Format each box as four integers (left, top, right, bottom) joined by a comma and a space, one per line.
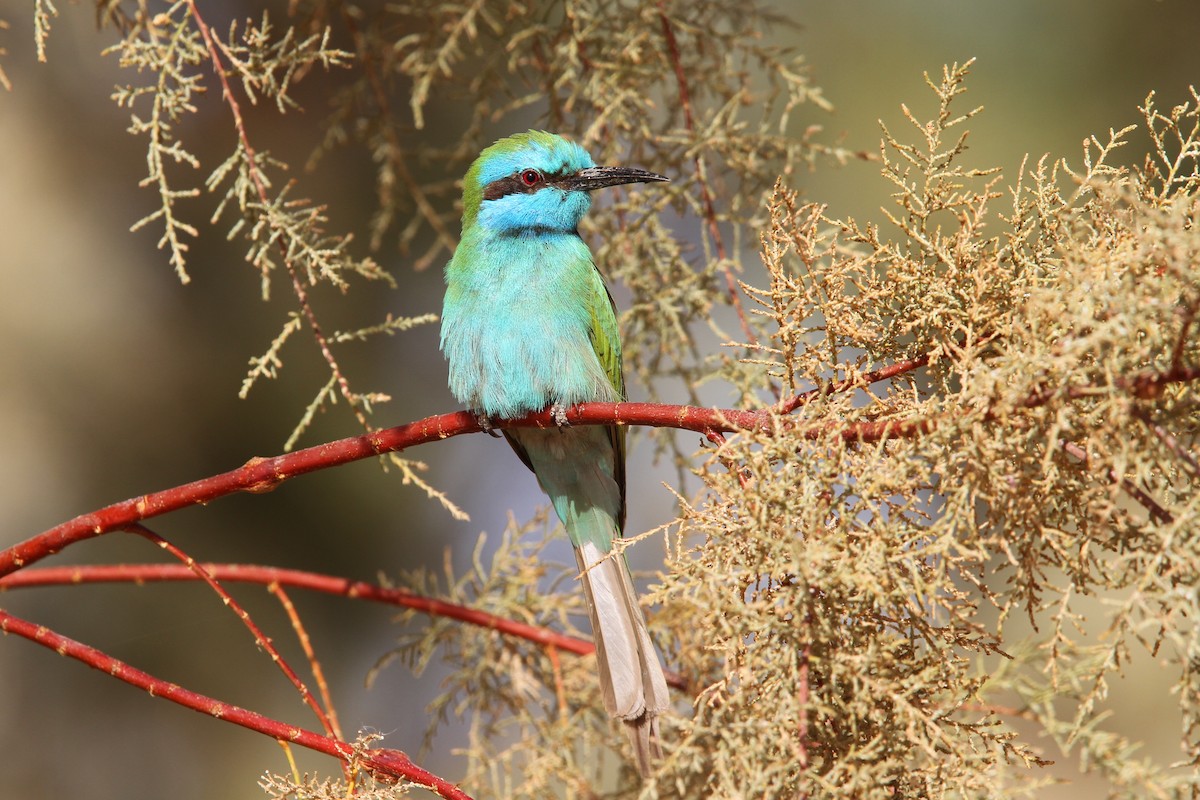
460, 130, 667, 234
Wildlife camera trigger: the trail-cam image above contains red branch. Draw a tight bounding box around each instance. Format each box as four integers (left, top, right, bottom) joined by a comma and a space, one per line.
0, 561, 691, 690
6, 362, 1199, 581
0, 407, 663, 577
2, 562, 596, 656
0, 607, 472, 800
0, 401, 928, 578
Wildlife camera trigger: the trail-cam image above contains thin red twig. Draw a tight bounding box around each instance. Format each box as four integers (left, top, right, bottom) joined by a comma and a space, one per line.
268, 582, 344, 742
703, 428, 751, 490
0, 560, 690, 691
1133, 407, 1200, 479
2, 562, 592, 655
123, 525, 342, 740
0, 607, 473, 800
779, 351, 934, 414
1059, 440, 1173, 525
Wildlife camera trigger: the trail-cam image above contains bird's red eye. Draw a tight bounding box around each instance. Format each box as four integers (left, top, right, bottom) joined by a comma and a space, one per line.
520, 169, 542, 187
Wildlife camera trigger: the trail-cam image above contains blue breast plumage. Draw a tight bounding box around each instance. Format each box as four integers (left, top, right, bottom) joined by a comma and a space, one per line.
441, 226, 619, 419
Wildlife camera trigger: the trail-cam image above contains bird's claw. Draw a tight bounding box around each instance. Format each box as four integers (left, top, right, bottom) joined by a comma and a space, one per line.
475, 411, 501, 437
550, 404, 571, 428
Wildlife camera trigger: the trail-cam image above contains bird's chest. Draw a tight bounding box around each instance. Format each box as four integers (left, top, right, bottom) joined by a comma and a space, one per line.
442, 235, 615, 418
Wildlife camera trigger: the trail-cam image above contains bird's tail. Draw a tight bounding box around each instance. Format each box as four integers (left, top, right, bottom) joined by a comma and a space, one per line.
574, 537, 671, 776
506, 425, 670, 774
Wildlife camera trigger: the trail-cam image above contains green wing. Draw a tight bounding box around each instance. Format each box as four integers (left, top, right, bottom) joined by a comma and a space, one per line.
588, 274, 625, 401
587, 264, 628, 532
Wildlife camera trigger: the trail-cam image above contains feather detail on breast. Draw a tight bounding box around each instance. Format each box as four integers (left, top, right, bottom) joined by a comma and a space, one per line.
441, 230, 617, 418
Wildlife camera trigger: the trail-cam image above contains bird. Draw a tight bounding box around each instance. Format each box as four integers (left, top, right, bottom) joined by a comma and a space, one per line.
440, 130, 671, 774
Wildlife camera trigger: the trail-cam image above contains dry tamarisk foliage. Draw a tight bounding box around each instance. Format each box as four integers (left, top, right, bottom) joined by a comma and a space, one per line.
660, 67, 1199, 797
391, 65, 1200, 797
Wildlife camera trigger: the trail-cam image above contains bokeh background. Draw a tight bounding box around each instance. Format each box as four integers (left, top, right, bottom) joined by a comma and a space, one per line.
2, 2, 1199, 797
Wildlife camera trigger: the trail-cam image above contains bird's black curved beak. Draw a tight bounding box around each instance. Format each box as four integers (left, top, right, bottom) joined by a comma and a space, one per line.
565, 166, 669, 192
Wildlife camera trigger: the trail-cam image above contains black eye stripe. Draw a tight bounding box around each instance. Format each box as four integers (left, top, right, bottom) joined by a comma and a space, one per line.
482, 170, 571, 201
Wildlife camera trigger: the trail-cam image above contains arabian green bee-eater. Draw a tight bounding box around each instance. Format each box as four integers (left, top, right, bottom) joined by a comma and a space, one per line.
440, 130, 670, 774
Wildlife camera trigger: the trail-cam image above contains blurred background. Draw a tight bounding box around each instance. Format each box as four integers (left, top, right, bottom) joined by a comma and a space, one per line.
2, 2, 1199, 797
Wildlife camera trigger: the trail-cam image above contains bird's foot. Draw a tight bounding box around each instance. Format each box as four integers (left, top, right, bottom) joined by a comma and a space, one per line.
474, 411, 501, 438
550, 403, 571, 428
